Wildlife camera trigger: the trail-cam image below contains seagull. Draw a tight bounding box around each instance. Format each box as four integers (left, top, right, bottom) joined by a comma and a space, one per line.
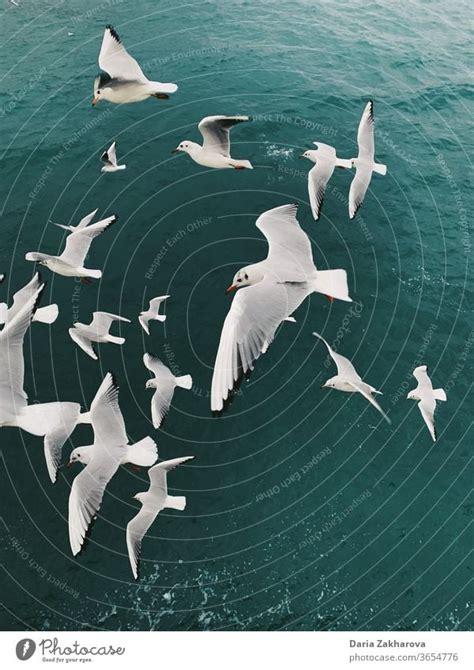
101, 141, 126, 172
348, 101, 387, 219
51, 208, 99, 232
0, 281, 90, 482
172, 115, 253, 169
68, 373, 157, 556
144, 353, 193, 429
261, 316, 296, 354
313, 332, 391, 424
25, 215, 117, 281
126, 456, 194, 579
92, 25, 177, 106
300, 143, 352, 220
69, 311, 131, 360
407, 365, 446, 441
210, 204, 352, 411
0, 273, 58, 327
139, 295, 169, 335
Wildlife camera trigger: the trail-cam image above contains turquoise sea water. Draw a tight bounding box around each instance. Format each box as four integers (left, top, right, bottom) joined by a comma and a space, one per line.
0, 0, 472, 631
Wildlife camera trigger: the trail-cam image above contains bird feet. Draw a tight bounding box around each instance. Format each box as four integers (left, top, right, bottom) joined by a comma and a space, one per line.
152, 93, 169, 100
80, 277, 92, 285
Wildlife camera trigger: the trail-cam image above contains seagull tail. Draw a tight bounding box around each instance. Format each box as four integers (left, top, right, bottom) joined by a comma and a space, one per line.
174, 374, 193, 390
128, 436, 158, 467
84, 269, 102, 279
373, 162, 387, 175
312, 269, 352, 303
165, 495, 186, 511
150, 81, 178, 94
155, 314, 166, 322
232, 159, 253, 169
33, 304, 59, 324
433, 388, 447, 401
107, 335, 125, 345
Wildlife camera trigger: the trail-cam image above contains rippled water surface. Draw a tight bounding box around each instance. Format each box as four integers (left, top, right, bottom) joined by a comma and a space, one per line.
0, 0, 472, 631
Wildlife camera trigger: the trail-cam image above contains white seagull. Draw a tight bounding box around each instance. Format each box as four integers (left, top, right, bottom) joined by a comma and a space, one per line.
313, 332, 390, 424
348, 101, 387, 219
144, 353, 193, 429
68, 373, 158, 556
101, 141, 126, 172
25, 215, 117, 281
300, 142, 352, 220
172, 115, 253, 169
210, 204, 352, 411
0, 273, 58, 327
139, 295, 169, 335
0, 281, 90, 482
407, 365, 446, 441
51, 208, 99, 232
92, 25, 177, 106
69, 311, 130, 360
127, 456, 194, 579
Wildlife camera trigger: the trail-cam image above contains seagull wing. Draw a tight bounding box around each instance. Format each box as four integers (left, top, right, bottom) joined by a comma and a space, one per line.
59, 217, 116, 267
308, 159, 335, 221
198, 115, 250, 156
7, 273, 42, 321
126, 507, 160, 579
98, 26, 147, 82
143, 353, 174, 381
148, 456, 194, 500
356, 100, 375, 160
313, 332, 360, 379
43, 404, 81, 483
101, 142, 118, 167
76, 208, 99, 230
143, 354, 175, 428
90, 372, 128, 447
69, 328, 98, 360
418, 397, 436, 441
211, 279, 308, 411
348, 165, 372, 220
347, 379, 391, 424
149, 295, 170, 313
256, 203, 315, 280
413, 365, 432, 390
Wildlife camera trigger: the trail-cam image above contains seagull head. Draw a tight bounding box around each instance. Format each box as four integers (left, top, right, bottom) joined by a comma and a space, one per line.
226, 266, 263, 294
171, 141, 197, 155
92, 75, 112, 106
145, 379, 158, 390
68, 446, 92, 466
406, 390, 418, 401
300, 150, 317, 163
320, 377, 336, 389
133, 492, 147, 504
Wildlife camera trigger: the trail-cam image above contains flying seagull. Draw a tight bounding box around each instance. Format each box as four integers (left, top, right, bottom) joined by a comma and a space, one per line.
0, 273, 58, 327
300, 142, 351, 220
172, 115, 253, 169
127, 456, 194, 579
143, 353, 193, 429
68, 373, 157, 556
92, 25, 177, 105
69, 311, 130, 360
313, 332, 391, 424
139, 295, 169, 335
101, 141, 126, 172
210, 204, 352, 411
348, 101, 387, 219
25, 215, 117, 281
407, 365, 446, 441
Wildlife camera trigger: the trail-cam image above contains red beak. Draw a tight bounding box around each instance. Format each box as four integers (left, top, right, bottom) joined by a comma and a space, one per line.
226, 284, 237, 294
326, 295, 334, 303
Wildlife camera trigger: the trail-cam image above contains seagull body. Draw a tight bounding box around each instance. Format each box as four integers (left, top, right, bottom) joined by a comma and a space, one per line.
101, 141, 126, 172
51, 208, 98, 232
301, 142, 352, 220
69, 311, 130, 360
407, 365, 446, 441
25, 216, 117, 280
313, 332, 391, 424
173, 115, 253, 169
0, 281, 89, 482
68, 373, 157, 556
127, 456, 194, 579
144, 353, 192, 429
92, 26, 177, 106
349, 101, 387, 219
139, 295, 169, 335
210, 204, 352, 411
0, 273, 58, 327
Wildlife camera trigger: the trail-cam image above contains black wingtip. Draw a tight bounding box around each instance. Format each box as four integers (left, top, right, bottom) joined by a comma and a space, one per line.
106, 25, 121, 43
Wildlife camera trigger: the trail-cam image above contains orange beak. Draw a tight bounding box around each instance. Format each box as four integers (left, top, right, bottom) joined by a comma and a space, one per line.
91, 97, 99, 106
226, 284, 237, 294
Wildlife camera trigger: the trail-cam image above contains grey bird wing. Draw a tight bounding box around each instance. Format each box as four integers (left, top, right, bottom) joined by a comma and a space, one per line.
98, 26, 147, 82
198, 115, 251, 156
